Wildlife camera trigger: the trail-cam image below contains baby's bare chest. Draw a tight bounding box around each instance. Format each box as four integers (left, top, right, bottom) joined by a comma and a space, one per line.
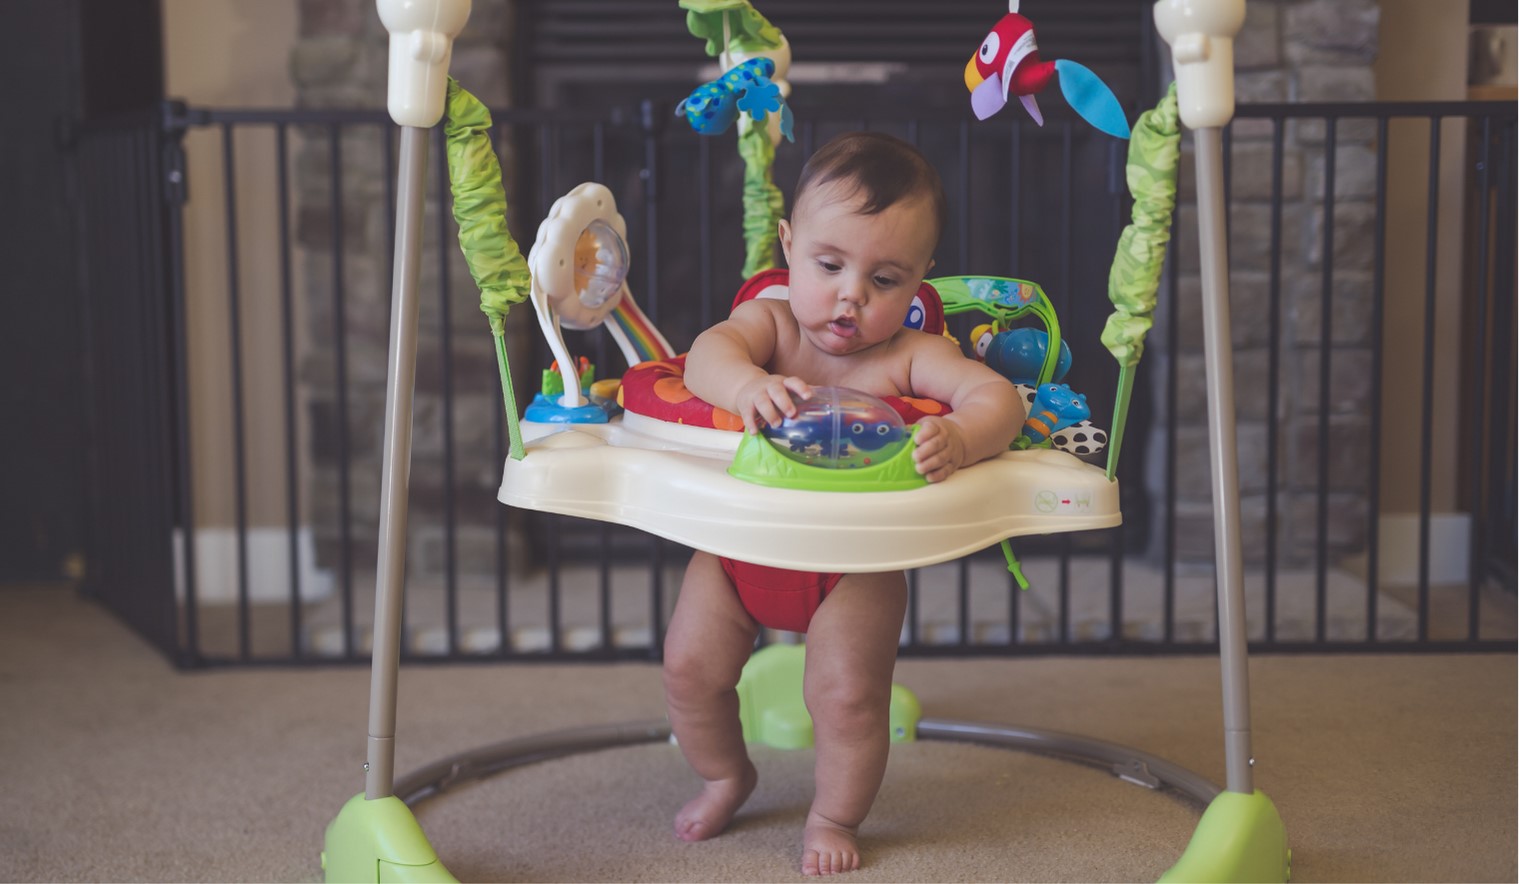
766, 332, 913, 398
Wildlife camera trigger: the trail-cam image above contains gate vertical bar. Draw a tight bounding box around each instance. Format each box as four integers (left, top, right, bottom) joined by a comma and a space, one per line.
1315, 118, 1337, 643
435, 124, 459, 657
1417, 117, 1443, 640
277, 122, 305, 658
491, 118, 512, 659
641, 99, 666, 656
1466, 115, 1493, 639
329, 122, 356, 659
1265, 116, 1284, 644
221, 122, 253, 661
162, 102, 201, 664
1366, 117, 1390, 642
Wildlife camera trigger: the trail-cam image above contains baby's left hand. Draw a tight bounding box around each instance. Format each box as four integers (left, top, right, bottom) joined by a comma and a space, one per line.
912, 417, 967, 484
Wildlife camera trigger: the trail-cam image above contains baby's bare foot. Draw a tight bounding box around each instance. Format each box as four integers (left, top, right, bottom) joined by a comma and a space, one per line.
673, 762, 757, 842
801, 811, 861, 876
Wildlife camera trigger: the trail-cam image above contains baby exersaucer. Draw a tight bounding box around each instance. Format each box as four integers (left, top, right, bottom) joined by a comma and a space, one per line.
324, 3, 1289, 879
501, 197, 1120, 571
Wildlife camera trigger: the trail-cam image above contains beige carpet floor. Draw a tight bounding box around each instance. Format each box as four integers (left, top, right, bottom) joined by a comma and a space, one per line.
1, 583, 1514, 883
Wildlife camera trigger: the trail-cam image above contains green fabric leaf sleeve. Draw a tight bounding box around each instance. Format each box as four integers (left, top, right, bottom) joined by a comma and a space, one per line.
444, 78, 530, 337
680, 0, 784, 56
1101, 83, 1180, 367
738, 124, 784, 278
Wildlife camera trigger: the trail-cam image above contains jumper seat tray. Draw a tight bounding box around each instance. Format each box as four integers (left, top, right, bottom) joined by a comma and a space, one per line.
499, 412, 1120, 572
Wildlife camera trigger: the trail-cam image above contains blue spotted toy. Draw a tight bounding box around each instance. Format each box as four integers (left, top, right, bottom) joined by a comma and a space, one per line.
675, 57, 795, 142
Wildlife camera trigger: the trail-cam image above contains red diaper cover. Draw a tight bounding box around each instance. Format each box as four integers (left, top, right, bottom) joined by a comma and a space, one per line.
718, 557, 844, 633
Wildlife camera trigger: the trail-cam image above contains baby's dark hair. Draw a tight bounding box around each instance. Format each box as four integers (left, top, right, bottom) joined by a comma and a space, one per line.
793, 131, 948, 246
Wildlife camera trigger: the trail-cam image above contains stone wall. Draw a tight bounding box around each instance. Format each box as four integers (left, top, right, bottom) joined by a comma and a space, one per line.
1147, 0, 1382, 565
290, 0, 523, 580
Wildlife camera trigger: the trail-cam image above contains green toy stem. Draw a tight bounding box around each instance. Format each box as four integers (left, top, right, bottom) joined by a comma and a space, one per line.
1105, 365, 1135, 482
999, 540, 1031, 590
495, 335, 525, 462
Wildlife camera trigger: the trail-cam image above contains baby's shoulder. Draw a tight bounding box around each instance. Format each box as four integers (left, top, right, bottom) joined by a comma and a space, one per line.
898, 328, 964, 360
733, 295, 792, 320
729, 296, 797, 334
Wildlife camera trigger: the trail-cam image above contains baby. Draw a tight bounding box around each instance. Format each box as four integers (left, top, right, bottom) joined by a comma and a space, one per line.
662, 132, 1024, 876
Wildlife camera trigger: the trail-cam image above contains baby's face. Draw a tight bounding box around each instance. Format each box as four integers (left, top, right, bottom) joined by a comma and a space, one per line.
780, 182, 938, 358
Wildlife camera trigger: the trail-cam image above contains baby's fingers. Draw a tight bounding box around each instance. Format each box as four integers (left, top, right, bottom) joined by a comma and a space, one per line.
781, 376, 814, 402
914, 417, 945, 442
770, 385, 804, 420
913, 448, 954, 482
751, 395, 788, 431
912, 436, 946, 474
912, 430, 944, 460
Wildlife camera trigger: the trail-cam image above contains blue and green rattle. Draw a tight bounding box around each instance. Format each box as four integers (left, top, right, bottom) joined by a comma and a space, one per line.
676, 57, 795, 142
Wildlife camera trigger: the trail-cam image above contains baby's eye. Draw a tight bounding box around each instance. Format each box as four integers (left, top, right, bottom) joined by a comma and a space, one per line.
818, 260, 841, 273
873, 275, 899, 288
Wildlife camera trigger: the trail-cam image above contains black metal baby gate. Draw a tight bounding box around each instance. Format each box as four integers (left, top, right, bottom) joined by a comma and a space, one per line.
69, 98, 1517, 668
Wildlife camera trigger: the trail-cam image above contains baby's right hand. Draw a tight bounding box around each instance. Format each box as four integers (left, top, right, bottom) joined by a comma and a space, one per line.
735, 375, 812, 433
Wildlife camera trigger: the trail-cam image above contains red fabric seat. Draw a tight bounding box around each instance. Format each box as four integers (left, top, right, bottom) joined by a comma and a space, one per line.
619, 269, 953, 430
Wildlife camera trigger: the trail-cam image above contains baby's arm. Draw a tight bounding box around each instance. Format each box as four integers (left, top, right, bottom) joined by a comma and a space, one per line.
906, 335, 1025, 483
685, 300, 813, 433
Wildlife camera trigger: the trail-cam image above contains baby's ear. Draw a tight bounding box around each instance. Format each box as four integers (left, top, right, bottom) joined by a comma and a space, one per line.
778, 218, 793, 263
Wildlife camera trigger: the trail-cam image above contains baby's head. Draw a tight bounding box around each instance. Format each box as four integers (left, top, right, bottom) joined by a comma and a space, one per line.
790, 132, 947, 257
779, 133, 948, 355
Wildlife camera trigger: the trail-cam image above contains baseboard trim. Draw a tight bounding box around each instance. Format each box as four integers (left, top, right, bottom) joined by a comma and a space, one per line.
1374, 513, 1472, 586
172, 527, 334, 604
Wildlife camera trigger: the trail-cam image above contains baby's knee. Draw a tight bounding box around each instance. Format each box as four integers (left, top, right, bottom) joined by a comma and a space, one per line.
663, 640, 738, 701
804, 677, 889, 734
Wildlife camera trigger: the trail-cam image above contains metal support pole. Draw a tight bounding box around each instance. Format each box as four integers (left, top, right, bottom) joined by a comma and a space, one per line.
1193, 126, 1253, 795
365, 124, 429, 800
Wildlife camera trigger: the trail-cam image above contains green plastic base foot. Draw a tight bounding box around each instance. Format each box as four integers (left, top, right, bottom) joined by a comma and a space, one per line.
323, 793, 456, 883
1159, 789, 1290, 883
736, 644, 921, 749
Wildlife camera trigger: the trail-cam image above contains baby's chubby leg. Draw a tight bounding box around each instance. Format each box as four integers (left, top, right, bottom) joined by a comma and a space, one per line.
662, 550, 761, 842
800, 571, 908, 876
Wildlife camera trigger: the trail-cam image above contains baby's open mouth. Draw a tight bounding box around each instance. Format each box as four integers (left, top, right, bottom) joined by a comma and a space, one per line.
828, 317, 858, 338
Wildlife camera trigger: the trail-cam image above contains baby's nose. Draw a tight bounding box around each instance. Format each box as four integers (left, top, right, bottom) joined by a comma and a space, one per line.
839, 277, 867, 303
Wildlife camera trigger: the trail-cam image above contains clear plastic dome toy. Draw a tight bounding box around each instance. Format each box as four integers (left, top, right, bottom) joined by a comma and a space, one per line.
762, 386, 909, 469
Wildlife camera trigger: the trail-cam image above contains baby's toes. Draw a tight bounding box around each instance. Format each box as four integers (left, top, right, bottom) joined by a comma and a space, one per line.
802, 849, 820, 877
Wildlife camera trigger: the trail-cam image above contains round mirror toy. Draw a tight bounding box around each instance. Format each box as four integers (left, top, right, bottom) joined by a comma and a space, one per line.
761, 386, 909, 469
573, 218, 629, 310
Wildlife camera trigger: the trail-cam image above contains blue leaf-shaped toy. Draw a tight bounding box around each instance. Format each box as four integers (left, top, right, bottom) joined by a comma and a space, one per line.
1055, 59, 1130, 140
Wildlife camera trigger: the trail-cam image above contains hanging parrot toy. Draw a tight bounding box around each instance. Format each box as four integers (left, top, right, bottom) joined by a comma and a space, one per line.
965, 1, 1130, 139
